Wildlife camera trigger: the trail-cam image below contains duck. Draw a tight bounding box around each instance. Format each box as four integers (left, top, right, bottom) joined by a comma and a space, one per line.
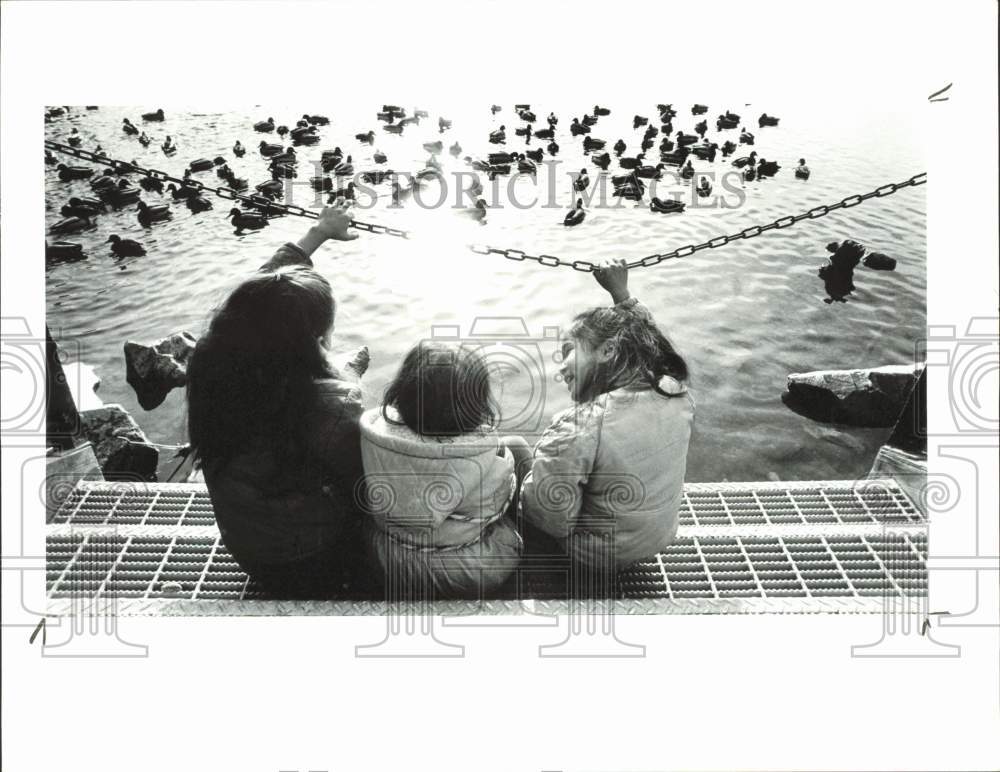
691, 104, 708, 115
515, 125, 533, 139
103, 185, 142, 206
383, 123, 404, 135
390, 181, 413, 206
328, 182, 357, 203
640, 138, 654, 152
732, 151, 758, 168
259, 141, 283, 157
613, 138, 627, 156
142, 108, 165, 121
186, 195, 214, 213
489, 126, 506, 144
361, 170, 391, 185
675, 131, 699, 147
716, 115, 739, 130
583, 136, 606, 152
223, 172, 248, 191
697, 177, 713, 197
591, 152, 610, 170
739, 129, 755, 145
254, 117, 275, 132
518, 109, 537, 122
795, 158, 811, 179
270, 148, 297, 165
756, 158, 780, 177
491, 105, 502, 115
399, 115, 421, 128
644, 125, 659, 139
489, 151, 517, 165
573, 169, 590, 192
276, 125, 289, 137
61, 197, 103, 218
721, 140, 737, 157
290, 125, 317, 140
377, 110, 395, 123
333, 156, 354, 176
46, 241, 86, 263
680, 160, 695, 179
304, 113, 330, 125
547, 140, 559, 156
122, 119, 139, 135
373, 150, 388, 164
694, 119, 708, 137
534, 127, 554, 141
635, 163, 665, 179
570, 118, 590, 136
233, 140, 245, 157
162, 140, 177, 156
581, 114, 598, 127
650, 197, 685, 214
593, 105, 611, 117
661, 120, 674, 135
216, 162, 233, 179
270, 162, 297, 179
50, 215, 93, 234
689, 142, 718, 162
658, 103, 677, 120
312, 175, 333, 192
67, 129, 82, 147
188, 158, 215, 173
547, 112, 558, 127
89, 171, 117, 190
633, 115, 648, 129
758, 113, 780, 128
107, 234, 146, 258
165, 182, 199, 200
45, 150, 58, 165
449, 142, 462, 157
293, 131, 320, 146
136, 200, 172, 223
229, 207, 268, 231
526, 147, 544, 162
517, 156, 537, 175
438, 117, 452, 132
619, 153, 645, 170
423, 140, 444, 155
355, 130, 375, 144
659, 136, 675, 152
56, 164, 95, 181
131, 175, 162, 197
563, 198, 586, 226
743, 166, 756, 182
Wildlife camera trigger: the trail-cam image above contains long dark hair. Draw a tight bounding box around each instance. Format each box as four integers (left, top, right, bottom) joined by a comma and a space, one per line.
187, 266, 336, 477
569, 304, 688, 402
382, 341, 498, 436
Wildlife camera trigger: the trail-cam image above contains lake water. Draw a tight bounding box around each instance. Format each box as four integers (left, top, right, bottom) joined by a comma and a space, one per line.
44, 99, 925, 483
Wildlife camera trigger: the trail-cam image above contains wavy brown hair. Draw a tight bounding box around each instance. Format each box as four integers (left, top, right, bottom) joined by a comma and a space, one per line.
186, 266, 336, 478
568, 303, 688, 402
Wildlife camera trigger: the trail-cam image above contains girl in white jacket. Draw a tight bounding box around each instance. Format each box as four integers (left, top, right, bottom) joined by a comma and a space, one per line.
360, 342, 524, 599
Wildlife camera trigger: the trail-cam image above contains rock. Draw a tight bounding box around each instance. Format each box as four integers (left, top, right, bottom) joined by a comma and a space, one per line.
124, 332, 197, 410
863, 252, 897, 271
785, 364, 923, 427
78, 404, 158, 480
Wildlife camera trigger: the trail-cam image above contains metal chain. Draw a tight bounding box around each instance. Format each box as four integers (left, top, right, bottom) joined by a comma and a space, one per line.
46, 141, 925, 272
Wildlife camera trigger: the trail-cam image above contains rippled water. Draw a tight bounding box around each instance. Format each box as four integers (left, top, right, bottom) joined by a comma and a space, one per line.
45, 100, 925, 482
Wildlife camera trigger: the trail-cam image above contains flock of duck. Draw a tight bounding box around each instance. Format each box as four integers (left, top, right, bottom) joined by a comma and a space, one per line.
44, 103, 810, 263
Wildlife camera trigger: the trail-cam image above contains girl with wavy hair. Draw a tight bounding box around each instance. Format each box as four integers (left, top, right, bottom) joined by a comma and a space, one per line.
516, 258, 694, 575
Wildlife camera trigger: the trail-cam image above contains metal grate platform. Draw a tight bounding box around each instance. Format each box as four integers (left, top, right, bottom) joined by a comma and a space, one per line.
50, 479, 924, 528
44, 479, 928, 615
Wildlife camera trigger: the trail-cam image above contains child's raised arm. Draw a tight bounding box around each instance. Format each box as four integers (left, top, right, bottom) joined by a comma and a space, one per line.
259, 200, 358, 271
593, 257, 631, 304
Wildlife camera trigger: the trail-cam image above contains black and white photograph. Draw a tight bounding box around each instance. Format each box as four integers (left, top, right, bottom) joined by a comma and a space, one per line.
3, 2, 998, 771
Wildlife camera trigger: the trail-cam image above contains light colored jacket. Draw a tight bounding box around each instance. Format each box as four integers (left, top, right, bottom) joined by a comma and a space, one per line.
521, 377, 694, 569
359, 407, 516, 549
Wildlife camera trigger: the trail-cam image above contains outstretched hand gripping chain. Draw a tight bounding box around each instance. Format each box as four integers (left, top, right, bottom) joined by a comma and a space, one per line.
45, 141, 926, 272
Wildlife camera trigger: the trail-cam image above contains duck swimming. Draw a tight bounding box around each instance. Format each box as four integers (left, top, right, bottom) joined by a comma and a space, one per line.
795, 158, 810, 179
732, 151, 757, 168
137, 200, 172, 223
254, 117, 275, 132
547, 140, 559, 156
613, 138, 627, 156
574, 168, 590, 192
104, 185, 142, 206
142, 108, 165, 121
563, 198, 586, 226
138, 132, 151, 147
438, 117, 452, 133
466, 198, 487, 223
423, 140, 443, 155
694, 120, 708, 137
259, 141, 282, 157
739, 129, 755, 145
491, 104, 502, 115
691, 104, 708, 115
633, 115, 648, 129
373, 150, 388, 164
328, 183, 356, 203
583, 136, 606, 153
139, 176, 164, 193
547, 112, 558, 127
721, 140, 737, 157
697, 176, 713, 197
56, 164, 94, 181
756, 158, 780, 177
758, 113, 780, 128
355, 130, 375, 144
50, 215, 93, 234
229, 207, 269, 232
122, 119, 139, 135
489, 126, 506, 144
67, 129, 82, 147
188, 158, 215, 172
526, 147, 544, 163
593, 105, 611, 117
46, 241, 86, 264
233, 140, 245, 157
276, 125, 289, 137
650, 197, 685, 214
619, 153, 645, 170
591, 152, 610, 170
680, 160, 695, 179
186, 195, 214, 213
449, 141, 462, 157
675, 131, 699, 147
166, 183, 199, 200
570, 118, 590, 136
635, 162, 665, 179
106, 234, 147, 258
304, 113, 330, 125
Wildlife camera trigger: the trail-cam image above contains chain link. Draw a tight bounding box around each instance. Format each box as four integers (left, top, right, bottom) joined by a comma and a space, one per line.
45, 141, 925, 273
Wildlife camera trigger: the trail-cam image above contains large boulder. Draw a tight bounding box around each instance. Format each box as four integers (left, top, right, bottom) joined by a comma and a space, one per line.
78, 404, 158, 480
124, 332, 197, 410
784, 364, 923, 427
